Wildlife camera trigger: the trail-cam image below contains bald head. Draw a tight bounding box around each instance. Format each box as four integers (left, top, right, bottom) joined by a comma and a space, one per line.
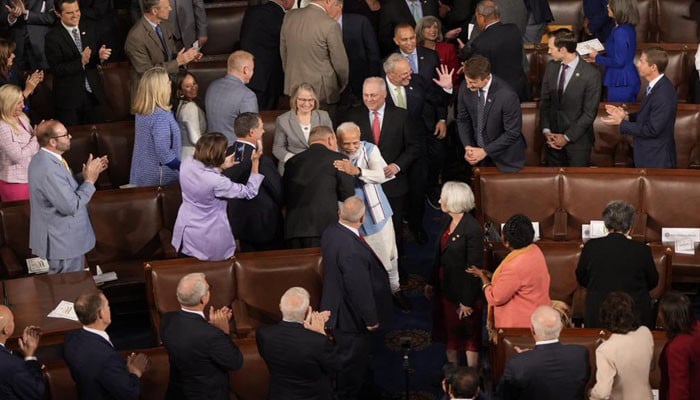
0, 305, 13, 340
279, 287, 310, 322
339, 196, 365, 225
530, 305, 563, 340
176, 273, 209, 308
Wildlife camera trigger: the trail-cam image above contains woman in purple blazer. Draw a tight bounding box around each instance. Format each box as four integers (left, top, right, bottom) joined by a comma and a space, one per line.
172, 132, 264, 261
588, 0, 640, 102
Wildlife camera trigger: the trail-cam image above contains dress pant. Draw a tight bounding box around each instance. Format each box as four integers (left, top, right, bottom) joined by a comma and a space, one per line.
56, 90, 102, 127
333, 330, 372, 400
48, 255, 85, 274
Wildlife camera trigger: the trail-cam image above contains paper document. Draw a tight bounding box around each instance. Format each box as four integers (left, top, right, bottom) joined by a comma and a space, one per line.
577, 38, 604, 56
589, 220, 608, 238
502, 222, 540, 241
48, 300, 79, 321
26, 257, 49, 274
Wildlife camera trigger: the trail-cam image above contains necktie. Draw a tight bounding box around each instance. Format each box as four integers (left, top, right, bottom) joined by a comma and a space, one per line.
395, 86, 406, 109
645, 85, 652, 96
476, 89, 486, 148
406, 53, 418, 74
372, 111, 381, 144
155, 25, 171, 61
61, 158, 71, 172
72, 28, 92, 93
557, 63, 568, 98
409, 0, 420, 22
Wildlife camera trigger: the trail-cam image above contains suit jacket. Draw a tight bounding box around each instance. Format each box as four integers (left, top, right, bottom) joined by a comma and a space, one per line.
469, 22, 529, 101
204, 74, 259, 144
377, 0, 438, 55
28, 149, 96, 260
620, 75, 678, 168
342, 13, 381, 99
456, 75, 526, 172
80, 0, 120, 52
0, 345, 44, 400
320, 223, 393, 333
130, 0, 206, 49
385, 74, 449, 136
272, 109, 333, 174
240, 1, 286, 104
431, 214, 484, 307
44, 20, 107, 110
343, 104, 420, 197
462, 0, 527, 45
161, 310, 244, 400
124, 17, 180, 101
223, 141, 283, 245
256, 321, 340, 400
280, 5, 349, 104
283, 144, 355, 240
0, 0, 56, 70
659, 321, 700, 400
539, 57, 602, 151
576, 233, 660, 328
583, 0, 614, 42
497, 341, 590, 400
595, 24, 639, 91
523, 0, 553, 24
63, 329, 140, 400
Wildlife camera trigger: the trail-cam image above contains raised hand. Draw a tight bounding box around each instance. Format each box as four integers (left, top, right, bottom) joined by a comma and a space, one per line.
432, 64, 455, 90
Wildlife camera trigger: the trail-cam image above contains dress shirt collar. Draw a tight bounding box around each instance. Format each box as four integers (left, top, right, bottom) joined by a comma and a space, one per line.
647, 73, 664, 91
368, 103, 386, 120
562, 55, 579, 71
144, 16, 158, 30
180, 307, 206, 319
309, 2, 325, 12
41, 147, 64, 162
479, 74, 493, 99
237, 139, 257, 149
271, 0, 286, 12
337, 14, 342, 29
535, 339, 559, 346
399, 48, 417, 59
83, 326, 112, 345
282, 319, 304, 325
385, 79, 405, 104
339, 221, 360, 236
61, 21, 80, 37
484, 21, 498, 30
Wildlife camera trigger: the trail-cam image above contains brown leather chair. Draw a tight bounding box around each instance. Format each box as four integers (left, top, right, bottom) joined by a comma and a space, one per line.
229, 338, 270, 400
202, 2, 248, 56
144, 257, 236, 342
548, 0, 583, 36
157, 184, 182, 257
671, 104, 700, 169
260, 109, 287, 160
94, 120, 136, 188
100, 61, 132, 122
655, 0, 699, 43
0, 201, 31, 278
636, 0, 655, 43
521, 102, 545, 166
188, 58, 229, 105
232, 248, 323, 337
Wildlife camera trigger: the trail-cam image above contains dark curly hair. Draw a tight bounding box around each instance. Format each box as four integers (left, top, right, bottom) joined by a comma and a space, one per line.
659, 291, 696, 340
502, 214, 535, 249
600, 292, 640, 334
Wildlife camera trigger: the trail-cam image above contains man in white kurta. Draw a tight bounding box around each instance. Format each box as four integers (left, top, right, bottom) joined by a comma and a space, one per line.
333, 122, 400, 293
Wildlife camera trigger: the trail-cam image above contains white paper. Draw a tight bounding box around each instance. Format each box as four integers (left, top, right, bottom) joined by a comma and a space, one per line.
501, 222, 540, 241
675, 238, 695, 255
47, 300, 79, 321
467, 23, 475, 40
652, 389, 659, 400
26, 257, 49, 274
661, 228, 700, 245
589, 220, 608, 238
582, 224, 591, 242
577, 38, 604, 56
93, 271, 118, 285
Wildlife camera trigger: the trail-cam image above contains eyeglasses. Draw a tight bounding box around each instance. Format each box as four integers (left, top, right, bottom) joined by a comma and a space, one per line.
297, 98, 315, 103
51, 133, 70, 139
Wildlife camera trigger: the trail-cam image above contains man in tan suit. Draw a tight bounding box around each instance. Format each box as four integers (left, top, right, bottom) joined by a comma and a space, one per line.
124, 0, 200, 101
280, 0, 349, 121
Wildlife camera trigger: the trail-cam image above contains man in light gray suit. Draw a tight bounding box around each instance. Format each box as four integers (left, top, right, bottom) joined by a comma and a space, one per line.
205, 50, 259, 145
540, 29, 601, 167
28, 120, 108, 274
130, 0, 208, 50
280, 0, 348, 121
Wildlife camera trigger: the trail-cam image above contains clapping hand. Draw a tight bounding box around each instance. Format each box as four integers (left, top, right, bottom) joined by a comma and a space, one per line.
98, 45, 112, 62
18, 325, 41, 357
126, 352, 151, 377
304, 307, 330, 335
208, 305, 233, 335
5, 0, 26, 19
83, 154, 109, 184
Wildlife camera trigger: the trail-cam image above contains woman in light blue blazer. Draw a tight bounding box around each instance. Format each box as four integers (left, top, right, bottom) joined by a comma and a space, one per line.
588, 0, 641, 102
271, 83, 332, 175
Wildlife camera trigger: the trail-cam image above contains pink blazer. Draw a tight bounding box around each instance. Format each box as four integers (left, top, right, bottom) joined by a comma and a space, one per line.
0, 115, 38, 183
485, 244, 551, 328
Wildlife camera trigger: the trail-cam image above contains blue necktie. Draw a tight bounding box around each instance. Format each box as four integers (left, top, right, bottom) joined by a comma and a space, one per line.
406, 53, 418, 74
155, 25, 170, 61
645, 85, 652, 96
71, 28, 92, 93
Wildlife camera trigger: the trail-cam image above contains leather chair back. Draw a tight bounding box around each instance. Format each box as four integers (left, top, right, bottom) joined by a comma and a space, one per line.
0, 201, 31, 278
100, 61, 133, 122
656, 0, 698, 42
202, 2, 248, 56
521, 102, 544, 166
229, 338, 270, 400
94, 120, 136, 188
189, 59, 229, 106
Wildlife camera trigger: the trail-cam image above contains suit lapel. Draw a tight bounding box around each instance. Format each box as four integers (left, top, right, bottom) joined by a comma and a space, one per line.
59, 26, 82, 57
440, 216, 468, 254
482, 80, 496, 122
142, 18, 166, 55
287, 114, 308, 147
559, 58, 585, 104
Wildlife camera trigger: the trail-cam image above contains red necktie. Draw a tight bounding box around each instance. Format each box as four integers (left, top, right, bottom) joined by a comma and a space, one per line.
372, 111, 381, 144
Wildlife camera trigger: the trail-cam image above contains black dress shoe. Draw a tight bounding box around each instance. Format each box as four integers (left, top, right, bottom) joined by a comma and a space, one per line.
393, 291, 412, 312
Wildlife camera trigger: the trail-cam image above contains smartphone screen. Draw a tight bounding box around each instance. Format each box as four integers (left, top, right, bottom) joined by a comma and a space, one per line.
234, 144, 244, 162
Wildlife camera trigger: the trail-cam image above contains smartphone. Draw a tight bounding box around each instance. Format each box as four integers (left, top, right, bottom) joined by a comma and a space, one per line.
192, 40, 200, 51
234, 144, 245, 162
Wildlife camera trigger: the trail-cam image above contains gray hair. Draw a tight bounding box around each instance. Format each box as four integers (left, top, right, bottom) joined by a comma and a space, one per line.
415, 16, 444, 42
476, 0, 500, 19
176, 273, 208, 307
336, 122, 361, 139
339, 196, 365, 223
440, 181, 475, 214
363, 77, 387, 94
602, 200, 635, 233
308, 125, 335, 143
383, 53, 408, 74
280, 287, 310, 322
530, 305, 563, 340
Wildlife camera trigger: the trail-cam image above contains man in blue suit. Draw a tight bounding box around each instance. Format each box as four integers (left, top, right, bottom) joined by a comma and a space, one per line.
64, 291, 150, 400
320, 196, 393, 400
0, 305, 44, 400
28, 120, 108, 274
603, 47, 678, 168
496, 305, 590, 400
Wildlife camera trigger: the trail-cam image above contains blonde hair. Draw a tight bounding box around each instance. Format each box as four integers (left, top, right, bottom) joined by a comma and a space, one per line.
132, 67, 172, 115
0, 84, 25, 126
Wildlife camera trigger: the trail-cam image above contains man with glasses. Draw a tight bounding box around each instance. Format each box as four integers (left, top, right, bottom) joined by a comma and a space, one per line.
28, 120, 108, 274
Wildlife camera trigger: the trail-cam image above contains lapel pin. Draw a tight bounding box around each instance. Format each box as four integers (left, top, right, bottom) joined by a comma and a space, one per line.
575, 72, 580, 77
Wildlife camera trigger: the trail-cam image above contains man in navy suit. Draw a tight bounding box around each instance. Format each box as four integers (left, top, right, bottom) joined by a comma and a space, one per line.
63, 291, 150, 400
0, 305, 43, 400
44, 0, 112, 126
457, 55, 525, 172
161, 273, 243, 400
320, 196, 393, 400
223, 112, 283, 251
603, 47, 678, 168
257, 287, 340, 400
496, 305, 590, 400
